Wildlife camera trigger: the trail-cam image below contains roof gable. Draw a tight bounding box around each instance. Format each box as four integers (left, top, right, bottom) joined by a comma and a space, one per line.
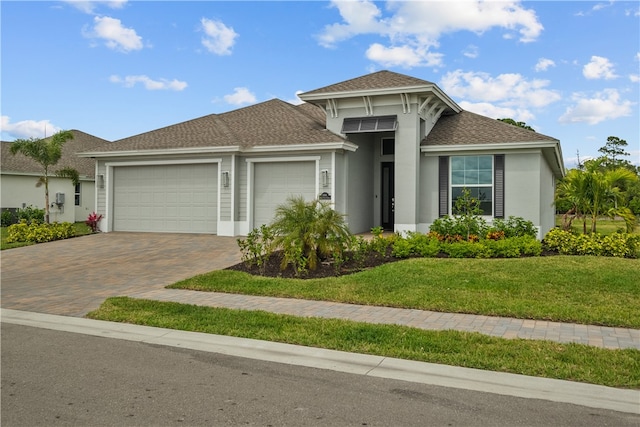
422, 111, 558, 146
300, 70, 435, 96
1, 130, 110, 177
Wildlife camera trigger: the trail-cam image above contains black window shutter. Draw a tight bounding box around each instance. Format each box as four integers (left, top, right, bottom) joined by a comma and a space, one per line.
494, 154, 505, 218
439, 156, 449, 217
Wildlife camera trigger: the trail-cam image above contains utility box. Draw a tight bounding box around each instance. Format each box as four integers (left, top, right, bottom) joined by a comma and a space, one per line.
55, 192, 65, 205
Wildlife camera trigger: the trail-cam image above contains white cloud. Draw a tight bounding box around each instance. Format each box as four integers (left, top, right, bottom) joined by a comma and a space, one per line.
630, 74, 640, 83
559, 89, 634, 125
583, 55, 618, 80
366, 43, 443, 68
200, 18, 238, 55
440, 70, 561, 108
223, 87, 256, 106
1, 116, 62, 139
535, 58, 555, 72
462, 45, 479, 59
318, 0, 543, 68
64, 0, 127, 14
84, 16, 143, 52
457, 101, 535, 123
286, 91, 304, 106
109, 75, 187, 91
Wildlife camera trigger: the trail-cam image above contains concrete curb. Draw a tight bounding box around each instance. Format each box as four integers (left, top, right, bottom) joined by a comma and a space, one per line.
2, 308, 638, 415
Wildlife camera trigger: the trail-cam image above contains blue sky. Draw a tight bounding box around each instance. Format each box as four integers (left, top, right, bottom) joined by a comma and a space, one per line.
2, 0, 638, 168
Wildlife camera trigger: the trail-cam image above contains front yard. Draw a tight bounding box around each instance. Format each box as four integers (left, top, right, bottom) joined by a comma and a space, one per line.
88, 253, 640, 388
0, 222, 92, 250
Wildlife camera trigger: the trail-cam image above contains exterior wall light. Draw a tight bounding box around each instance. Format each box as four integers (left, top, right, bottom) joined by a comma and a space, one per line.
222, 171, 230, 187
321, 169, 329, 187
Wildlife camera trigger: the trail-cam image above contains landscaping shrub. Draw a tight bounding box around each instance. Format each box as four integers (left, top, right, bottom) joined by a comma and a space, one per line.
443, 240, 492, 258
1, 210, 16, 227
482, 235, 542, 258
543, 228, 640, 258
17, 205, 45, 223
490, 216, 538, 238
237, 224, 276, 274
6, 220, 75, 243
391, 231, 440, 258
249, 196, 352, 276
85, 211, 103, 232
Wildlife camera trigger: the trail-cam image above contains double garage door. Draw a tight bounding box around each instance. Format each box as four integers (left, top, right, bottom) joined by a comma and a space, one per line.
112, 163, 217, 233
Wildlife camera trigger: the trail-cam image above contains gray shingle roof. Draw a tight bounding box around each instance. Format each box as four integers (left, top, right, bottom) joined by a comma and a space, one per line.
300, 70, 436, 96
98, 99, 345, 152
422, 111, 558, 146
1, 130, 110, 178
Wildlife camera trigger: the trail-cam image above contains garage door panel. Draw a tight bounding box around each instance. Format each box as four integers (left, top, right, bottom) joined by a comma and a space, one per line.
113, 164, 217, 233
253, 162, 316, 227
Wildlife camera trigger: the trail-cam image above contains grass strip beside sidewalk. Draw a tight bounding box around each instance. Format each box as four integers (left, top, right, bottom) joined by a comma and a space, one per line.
87, 297, 640, 389
168, 256, 640, 328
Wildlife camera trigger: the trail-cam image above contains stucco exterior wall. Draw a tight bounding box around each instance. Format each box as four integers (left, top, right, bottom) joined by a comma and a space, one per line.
345, 135, 375, 234
1, 174, 80, 223
503, 152, 542, 225
74, 179, 96, 222
418, 155, 440, 229
419, 150, 556, 238
538, 154, 556, 236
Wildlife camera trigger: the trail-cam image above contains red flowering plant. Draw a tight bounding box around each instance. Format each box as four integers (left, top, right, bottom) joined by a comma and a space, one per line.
85, 212, 103, 232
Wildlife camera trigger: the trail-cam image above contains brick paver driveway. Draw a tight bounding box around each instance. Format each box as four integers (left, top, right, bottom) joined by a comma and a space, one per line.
1, 233, 241, 317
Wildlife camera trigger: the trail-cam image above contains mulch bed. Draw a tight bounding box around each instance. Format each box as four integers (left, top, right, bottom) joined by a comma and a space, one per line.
226, 250, 402, 279
226, 248, 559, 279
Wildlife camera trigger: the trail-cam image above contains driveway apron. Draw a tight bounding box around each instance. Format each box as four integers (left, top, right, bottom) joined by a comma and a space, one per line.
1, 233, 241, 317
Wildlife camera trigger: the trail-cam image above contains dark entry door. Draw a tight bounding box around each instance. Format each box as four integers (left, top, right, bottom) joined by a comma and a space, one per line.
381, 162, 394, 230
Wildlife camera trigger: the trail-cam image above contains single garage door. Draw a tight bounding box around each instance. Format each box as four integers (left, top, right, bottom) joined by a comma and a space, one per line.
253, 161, 316, 227
113, 163, 217, 233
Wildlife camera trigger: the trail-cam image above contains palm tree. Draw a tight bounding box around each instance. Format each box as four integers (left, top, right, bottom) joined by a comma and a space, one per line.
270, 196, 352, 272
556, 161, 638, 233
9, 130, 79, 223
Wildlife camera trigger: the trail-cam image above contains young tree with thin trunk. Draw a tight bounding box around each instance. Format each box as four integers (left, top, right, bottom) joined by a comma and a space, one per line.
9, 130, 79, 223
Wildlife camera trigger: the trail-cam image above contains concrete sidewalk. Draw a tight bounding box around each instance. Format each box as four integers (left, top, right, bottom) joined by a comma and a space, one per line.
2, 308, 638, 415
125, 288, 640, 350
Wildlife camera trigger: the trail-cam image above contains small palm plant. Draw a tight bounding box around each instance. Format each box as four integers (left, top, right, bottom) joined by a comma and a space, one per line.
270, 196, 352, 274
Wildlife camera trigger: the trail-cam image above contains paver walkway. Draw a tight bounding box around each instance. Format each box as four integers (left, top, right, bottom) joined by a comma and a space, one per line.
125, 288, 640, 351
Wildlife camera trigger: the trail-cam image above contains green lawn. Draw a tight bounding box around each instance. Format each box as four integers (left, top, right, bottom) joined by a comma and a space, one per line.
0, 222, 93, 250
169, 256, 640, 328
556, 215, 639, 235
87, 297, 640, 389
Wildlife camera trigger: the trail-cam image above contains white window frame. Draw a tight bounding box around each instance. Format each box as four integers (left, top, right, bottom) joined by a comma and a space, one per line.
450, 155, 494, 216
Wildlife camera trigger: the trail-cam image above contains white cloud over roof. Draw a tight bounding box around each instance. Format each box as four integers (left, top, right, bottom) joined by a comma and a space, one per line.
84, 16, 143, 52
64, 0, 127, 14
318, 0, 543, 68
109, 75, 187, 91
559, 89, 634, 125
535, 58, 555, 72
583, 55, 618, 80
223, 87, 256, 106
200, 18, 238, 55
1, 116, 61, 140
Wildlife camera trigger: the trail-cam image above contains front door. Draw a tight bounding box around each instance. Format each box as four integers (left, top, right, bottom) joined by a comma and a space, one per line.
381, 162, 394, 230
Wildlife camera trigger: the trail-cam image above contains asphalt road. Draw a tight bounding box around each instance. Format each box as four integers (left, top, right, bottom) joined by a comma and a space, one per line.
2, 323, 638, 427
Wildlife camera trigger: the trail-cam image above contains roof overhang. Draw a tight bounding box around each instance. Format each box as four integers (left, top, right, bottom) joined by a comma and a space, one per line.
77, 142, 358, 158
421, 140, 566, 178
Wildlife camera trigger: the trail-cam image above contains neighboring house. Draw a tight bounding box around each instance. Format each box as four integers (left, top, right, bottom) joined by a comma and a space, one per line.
79, 70, 564, 238
1, 130, 110, 223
